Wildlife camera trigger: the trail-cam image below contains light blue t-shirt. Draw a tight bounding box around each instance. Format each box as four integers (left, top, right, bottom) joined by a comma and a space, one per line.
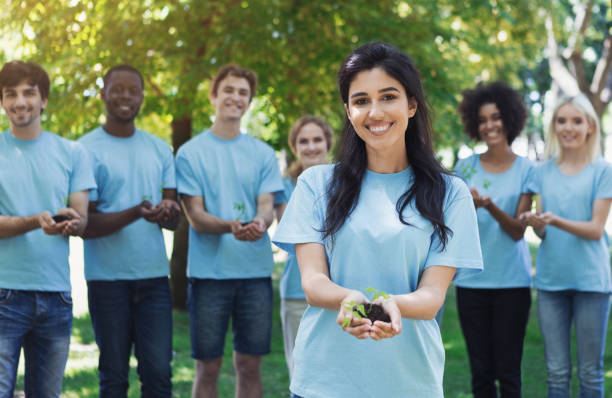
0, 130, 95, 291
273, 165, 483, 397
275, 176, 305, 299
454, 154, 533, 288
78, 127, 175, 281
526, 158, 612, 293
176, 130, 284, 279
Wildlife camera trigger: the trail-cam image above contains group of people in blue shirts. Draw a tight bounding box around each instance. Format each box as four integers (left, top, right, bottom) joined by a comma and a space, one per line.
0, 40, 610, 398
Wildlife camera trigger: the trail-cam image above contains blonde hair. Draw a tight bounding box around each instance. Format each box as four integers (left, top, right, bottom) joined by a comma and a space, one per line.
286, 115, 333, 180
544, 94, 601, 163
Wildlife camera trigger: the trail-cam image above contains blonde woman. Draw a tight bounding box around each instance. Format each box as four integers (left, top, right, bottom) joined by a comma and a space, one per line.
521, 94, 612, 398
274, 115, 333, 377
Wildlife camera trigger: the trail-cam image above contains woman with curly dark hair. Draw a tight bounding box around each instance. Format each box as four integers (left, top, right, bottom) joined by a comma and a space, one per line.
455, 81, 533, 398
273, 42, 483, 397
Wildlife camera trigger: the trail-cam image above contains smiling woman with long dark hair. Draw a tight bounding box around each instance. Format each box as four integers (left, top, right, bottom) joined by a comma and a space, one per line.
273, 42, 483, 397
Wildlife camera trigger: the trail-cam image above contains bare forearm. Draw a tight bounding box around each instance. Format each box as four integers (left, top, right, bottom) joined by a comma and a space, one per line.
302, 273, 353, 311
0, 214, 41, 238
255, 207, 274, 229
184, 210, 233, 234
485, 201, 526, 241
393, 286, 446, 320
83, 206, 141, 238
550, 217, 604, 240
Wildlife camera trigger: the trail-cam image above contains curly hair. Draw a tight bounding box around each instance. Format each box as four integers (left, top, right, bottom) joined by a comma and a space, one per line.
457, 81, 527, 144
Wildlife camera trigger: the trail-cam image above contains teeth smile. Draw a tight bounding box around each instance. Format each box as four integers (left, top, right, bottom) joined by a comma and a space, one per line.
369, 125, 390, 133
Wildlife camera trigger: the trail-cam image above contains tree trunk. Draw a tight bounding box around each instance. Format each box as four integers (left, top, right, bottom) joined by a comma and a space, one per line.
170, 116, 192, 310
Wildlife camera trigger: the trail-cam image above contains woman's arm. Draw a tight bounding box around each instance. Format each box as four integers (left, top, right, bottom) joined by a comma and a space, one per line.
392, 265, 456, 321
539, 198, 612, 241
483, 193, 532, 241
296, 242, 376, 340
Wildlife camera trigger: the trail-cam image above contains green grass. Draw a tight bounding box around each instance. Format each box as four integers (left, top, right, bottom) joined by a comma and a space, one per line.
14, 262, 612, 397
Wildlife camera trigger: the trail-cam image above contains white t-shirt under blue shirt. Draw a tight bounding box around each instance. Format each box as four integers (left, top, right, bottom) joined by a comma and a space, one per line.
526, 157, 612, 293
273, 165, 483, 398
78, 127, 176, 281
454, 154, 533, 288
0, 130, 96, 291
176, 130, 284, 279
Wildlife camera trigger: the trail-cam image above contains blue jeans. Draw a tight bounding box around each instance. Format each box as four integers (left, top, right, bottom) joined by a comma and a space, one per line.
0, 289, 72, 398
537, 290, 610, 398
88, 277, 173, 398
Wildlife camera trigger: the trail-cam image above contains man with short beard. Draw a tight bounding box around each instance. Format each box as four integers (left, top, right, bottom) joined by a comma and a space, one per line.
0, 60, 95, 397
79, 64, 179, 397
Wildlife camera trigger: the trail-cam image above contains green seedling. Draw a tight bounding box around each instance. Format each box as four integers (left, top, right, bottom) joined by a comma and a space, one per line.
341, 301, 366, 328
233, 201, 247, 220
365, 287, 390, 301
341, 288, 391, 328
141, 194, 153, 201
483, 179, 492, 189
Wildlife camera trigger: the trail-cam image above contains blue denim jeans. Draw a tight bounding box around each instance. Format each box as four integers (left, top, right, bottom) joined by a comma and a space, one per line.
0, 289, 72, 398
537, 290, 610, 398
88, 277, 173, 398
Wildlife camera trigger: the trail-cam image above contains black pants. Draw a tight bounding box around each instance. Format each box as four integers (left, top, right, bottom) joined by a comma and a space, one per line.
456, 287, 531, 398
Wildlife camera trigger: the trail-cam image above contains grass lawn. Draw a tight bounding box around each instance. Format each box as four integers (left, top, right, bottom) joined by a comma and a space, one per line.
13, 238, 612, 397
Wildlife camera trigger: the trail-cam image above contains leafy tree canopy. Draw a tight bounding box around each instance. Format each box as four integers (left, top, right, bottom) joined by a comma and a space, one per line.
0, 0, 549, 155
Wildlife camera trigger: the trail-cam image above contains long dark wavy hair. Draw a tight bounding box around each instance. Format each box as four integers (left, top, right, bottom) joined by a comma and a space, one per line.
322, 42, 452, 249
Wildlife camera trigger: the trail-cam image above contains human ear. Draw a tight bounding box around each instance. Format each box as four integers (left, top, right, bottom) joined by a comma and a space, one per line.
344, 103, 351, 122
407, 97, 418, 118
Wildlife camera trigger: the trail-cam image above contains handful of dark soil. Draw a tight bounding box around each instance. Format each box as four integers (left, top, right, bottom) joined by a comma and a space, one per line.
353, 303, 391, 323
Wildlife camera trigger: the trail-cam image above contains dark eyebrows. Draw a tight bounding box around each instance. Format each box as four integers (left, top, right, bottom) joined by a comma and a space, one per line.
379, 87, 400, 94
350, 86, 400, 99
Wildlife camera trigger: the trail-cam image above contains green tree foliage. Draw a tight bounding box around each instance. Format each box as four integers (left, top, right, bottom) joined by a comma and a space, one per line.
1, 0, 547, 151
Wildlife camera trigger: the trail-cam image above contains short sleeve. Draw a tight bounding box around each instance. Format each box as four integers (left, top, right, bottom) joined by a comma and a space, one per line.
519, 158, 535, 194
161, 143, 176, 190
69, 142, 97, 195
272, 172, 325, 255
524, 163, 542, 194
175, 148, 202, 197
424, 179, 483, 280
258, 146, 284, 196
595, 161, 612, 199
88, 153, 104, 202
274, 178, 295, 205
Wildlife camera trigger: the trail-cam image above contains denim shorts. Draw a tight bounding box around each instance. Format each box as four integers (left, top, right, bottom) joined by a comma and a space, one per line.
188, 277, 273, 360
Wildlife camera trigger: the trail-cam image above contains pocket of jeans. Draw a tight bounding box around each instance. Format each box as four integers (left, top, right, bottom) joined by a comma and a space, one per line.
0, 288, 12, 304
58, 291, 73, 305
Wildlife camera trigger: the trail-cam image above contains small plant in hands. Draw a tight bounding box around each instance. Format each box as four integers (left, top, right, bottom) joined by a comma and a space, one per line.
342, 288, 391, 328
233, 201, 252, 225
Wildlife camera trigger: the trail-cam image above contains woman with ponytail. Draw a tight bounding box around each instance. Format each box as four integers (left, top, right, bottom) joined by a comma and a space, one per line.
274, 42, 483, 397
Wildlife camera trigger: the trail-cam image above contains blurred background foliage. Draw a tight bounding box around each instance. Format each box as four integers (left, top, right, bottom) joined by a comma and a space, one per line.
3, 0, 609, 158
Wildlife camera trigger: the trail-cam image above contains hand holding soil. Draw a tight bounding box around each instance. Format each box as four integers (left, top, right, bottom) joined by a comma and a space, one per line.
39, 209, 80, 236
56, 207, 83, 236
369, 297, 402, 341
232, 217, 266, 242
138, 200, 163, 222
336, 290, 375, 340
337, 289, 399, 340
